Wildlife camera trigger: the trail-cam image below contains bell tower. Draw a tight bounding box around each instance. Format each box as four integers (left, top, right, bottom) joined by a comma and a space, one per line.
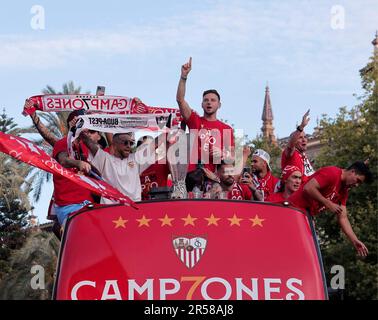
261, 85, 277, 145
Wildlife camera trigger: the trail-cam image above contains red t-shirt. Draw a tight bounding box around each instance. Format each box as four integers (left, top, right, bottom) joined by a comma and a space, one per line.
186, 111, 235, 173
255, 171, 280, 201
281, 149, 315, 183
140, 163, 170, 200
52, 137, 94, 206
227, 182, 252, 200
266, 192, 285, 203
288, 166, 349, 216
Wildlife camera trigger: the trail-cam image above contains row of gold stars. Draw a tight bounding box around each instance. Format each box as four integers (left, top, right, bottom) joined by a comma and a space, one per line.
112, 214, 265, 229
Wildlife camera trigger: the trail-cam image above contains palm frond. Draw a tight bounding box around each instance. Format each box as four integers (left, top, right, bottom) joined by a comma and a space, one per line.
42, 85, 57, 95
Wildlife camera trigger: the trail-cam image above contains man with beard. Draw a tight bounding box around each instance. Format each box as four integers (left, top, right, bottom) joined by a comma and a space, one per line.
244, 149, 279, 201
281, 110, 315, 183
267, 165, 302, 203
289, 161, 373, 257
206, 162, 262, 200
81, 132, 156, 204
176, 57, 234, 176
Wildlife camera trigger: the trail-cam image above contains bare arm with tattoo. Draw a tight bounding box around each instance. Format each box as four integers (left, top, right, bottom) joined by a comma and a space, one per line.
56, 151, 91, 174
80, 130, 100, 156
24, 99, 58, 147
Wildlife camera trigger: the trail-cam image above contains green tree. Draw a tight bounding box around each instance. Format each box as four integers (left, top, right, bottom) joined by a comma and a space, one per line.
315, 52, 377, 299
22, 81, 89, 202
0, 111, 31, 279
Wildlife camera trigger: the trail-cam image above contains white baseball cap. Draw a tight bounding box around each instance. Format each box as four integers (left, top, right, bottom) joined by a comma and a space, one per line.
253, 149, 272, 171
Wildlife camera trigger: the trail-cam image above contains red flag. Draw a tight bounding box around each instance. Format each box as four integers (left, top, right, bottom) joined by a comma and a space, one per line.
0, 132, 137, 208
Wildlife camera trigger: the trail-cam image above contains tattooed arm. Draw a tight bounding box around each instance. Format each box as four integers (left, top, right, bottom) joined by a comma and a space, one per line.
80, 130, 100, 157
24, 99, 58, 147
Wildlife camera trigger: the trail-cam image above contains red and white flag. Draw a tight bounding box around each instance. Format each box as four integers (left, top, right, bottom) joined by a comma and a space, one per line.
23, 94, 181, 119
0, 132, 137, 208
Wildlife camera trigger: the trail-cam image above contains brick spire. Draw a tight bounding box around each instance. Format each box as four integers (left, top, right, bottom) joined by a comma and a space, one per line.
261, 85, 277, 145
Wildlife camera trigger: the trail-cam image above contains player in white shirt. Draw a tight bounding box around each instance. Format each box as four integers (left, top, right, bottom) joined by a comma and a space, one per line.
81, 132, 156, 204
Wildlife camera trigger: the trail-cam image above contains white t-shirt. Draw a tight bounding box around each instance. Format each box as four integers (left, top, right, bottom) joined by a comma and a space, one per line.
90, 146, 155, 204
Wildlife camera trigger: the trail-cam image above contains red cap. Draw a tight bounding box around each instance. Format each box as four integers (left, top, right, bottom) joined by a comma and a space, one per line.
281, 165, 301, 182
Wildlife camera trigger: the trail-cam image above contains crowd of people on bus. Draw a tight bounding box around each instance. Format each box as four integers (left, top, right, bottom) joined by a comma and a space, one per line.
23, 57, 373, 256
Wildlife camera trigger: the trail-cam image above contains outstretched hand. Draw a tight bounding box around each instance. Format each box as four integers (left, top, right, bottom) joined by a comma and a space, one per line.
353, 239, 369, 257
300, 109, 310, 129
326, 201, 343, 215
243, 145, 251, 158
181, 57, 192, 78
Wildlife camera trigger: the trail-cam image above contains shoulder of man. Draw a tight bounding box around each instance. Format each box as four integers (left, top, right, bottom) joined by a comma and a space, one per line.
281, 147, 302, 165
271, 173, 280, 184
315, 166, 340, 175
52, 136, 68, 158
185, 110, 201, 128
310, 166, 340, 187
214, 119, 233, 129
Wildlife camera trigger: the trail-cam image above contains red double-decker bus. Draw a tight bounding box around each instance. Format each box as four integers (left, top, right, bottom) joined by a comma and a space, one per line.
53, 200, 328, 300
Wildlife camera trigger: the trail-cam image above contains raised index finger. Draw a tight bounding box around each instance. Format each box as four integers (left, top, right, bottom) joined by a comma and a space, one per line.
189, 57, 192, 67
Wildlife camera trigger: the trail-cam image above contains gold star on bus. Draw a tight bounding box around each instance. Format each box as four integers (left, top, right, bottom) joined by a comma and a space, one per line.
112, 216, 128, 229
250, 215, 265, 227
182, 214, 197, 226
136, 215, 152, 227
205, 214, 220, 226
159, 214, 175, 227
228, 214, 243, 227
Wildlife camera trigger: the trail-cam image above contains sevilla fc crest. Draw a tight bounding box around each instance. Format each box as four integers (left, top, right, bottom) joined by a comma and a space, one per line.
172, 235, 207, 269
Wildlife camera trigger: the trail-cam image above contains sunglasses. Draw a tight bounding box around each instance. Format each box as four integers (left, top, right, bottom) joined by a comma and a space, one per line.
121, 139, 135, 147
88, 130, 98, 134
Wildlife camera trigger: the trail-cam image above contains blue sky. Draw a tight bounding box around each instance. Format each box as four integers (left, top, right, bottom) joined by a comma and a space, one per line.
0, 0, 377, 222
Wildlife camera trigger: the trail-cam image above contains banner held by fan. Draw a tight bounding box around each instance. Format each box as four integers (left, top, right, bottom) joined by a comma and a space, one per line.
70, 113, 174, 142
0, 132, 137, 209
22, 95, 181, 120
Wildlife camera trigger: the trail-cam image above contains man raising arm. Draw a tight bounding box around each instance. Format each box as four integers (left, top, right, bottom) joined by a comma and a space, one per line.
176, 57, 193, 121
175, 57, 235, 176
281, 109, 315, 183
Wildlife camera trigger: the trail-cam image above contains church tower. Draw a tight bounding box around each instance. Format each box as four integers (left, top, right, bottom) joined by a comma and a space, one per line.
261, 85, 277, 145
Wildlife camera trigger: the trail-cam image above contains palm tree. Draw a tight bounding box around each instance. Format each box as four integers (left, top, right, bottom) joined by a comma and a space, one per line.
40, 81, 87, 135
0, 110, 31, 210
0, 112, 32, 272
22, 81, 89, 202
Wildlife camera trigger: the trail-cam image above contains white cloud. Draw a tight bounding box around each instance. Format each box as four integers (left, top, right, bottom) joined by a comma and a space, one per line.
0, 0, 375, 73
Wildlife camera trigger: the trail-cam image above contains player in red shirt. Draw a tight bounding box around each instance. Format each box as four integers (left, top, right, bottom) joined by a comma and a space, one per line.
243, 149, 279, 201
205, 162, 255, 200
140, 164, 170, 200
281, 110, 315, 184
137, 136, 170, 200
52, 111, 101, 227
289, 161, 373, 257
267, 165, 302, 203
176, 57, 235, 174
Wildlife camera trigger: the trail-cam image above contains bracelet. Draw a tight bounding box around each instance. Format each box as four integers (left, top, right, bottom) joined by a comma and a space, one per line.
181, 76, 187, 81
296, 126, 303, 132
